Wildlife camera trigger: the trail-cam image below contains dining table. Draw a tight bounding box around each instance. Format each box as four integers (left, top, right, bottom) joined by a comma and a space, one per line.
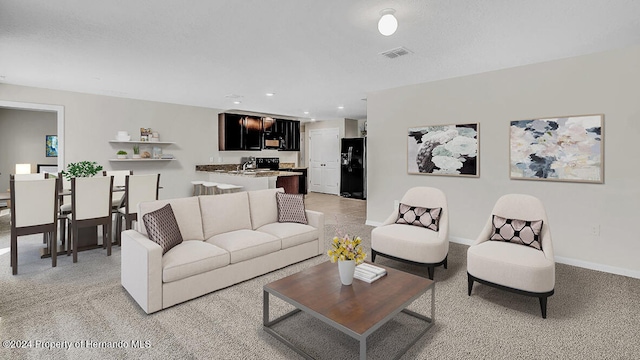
40, 185, 127, 258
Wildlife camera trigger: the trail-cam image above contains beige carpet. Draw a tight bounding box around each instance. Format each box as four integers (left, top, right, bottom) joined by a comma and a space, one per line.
1, 213, 639, 359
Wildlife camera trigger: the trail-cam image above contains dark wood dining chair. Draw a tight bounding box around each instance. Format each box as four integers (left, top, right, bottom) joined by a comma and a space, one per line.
9, 175, 59, 275
67, 176, 113, 263
115, 174, 160, 245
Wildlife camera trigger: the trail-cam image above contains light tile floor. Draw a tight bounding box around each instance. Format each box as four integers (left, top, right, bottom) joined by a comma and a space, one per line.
304, 192, 366, 225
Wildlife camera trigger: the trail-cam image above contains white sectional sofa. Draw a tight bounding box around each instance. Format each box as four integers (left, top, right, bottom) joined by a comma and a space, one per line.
121, 188, 324, 314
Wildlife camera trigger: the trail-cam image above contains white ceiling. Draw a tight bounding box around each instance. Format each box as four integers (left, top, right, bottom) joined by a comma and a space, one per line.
2, 1, 640, 121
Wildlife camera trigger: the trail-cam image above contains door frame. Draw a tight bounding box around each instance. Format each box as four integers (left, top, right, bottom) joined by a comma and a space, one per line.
0, 100, 65, 171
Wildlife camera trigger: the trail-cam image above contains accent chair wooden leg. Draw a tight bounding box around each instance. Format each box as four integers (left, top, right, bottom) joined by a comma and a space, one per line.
444, 256, 448, 269
539, 296, 548, 319
371, 249, 377, 262
427, 266, 434, 280
467, 273, 474, 296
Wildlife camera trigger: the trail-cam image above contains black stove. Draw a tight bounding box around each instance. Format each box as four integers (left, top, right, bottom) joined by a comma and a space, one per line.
256, 157, 280, 170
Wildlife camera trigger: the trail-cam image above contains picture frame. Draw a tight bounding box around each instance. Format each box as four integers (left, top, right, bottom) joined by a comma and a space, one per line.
45, 135, 58, 157
509, 114, 604, 183
407, 123, 479, 177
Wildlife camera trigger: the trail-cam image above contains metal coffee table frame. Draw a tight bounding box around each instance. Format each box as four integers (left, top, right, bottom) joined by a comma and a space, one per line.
263, 282, 435, 360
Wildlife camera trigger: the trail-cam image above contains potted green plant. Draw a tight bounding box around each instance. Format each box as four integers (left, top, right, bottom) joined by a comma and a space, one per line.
132, 144, 140, 159
61, 161, 104, 180
117, 150, 128, 159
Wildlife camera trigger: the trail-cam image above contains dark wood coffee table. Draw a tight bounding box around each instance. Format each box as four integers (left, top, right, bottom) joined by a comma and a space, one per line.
263, 261, 435, 359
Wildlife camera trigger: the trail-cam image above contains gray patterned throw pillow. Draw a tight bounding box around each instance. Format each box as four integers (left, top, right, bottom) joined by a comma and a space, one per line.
142, 204, 183, 255
395, 203, 441, 232
489, 215, 543, 250
276, 192, 308, 224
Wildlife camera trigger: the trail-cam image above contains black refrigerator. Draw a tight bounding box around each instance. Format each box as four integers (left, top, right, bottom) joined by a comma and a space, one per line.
340, 138, 366, 199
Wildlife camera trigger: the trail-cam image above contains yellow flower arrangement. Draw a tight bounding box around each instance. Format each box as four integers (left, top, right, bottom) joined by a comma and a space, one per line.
327, 235, 366, 265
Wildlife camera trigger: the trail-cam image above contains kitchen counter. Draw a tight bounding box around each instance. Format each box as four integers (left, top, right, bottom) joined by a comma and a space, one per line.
195, 164, 302, 193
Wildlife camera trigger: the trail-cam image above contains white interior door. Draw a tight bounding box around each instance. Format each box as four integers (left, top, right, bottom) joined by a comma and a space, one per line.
309, 128, 340, 195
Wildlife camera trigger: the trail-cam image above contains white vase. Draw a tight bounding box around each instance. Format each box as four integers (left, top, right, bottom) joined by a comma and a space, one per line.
338, 260, 356, 285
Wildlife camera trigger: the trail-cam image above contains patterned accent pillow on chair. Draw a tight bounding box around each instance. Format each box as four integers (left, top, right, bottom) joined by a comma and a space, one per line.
276, 192, 308, 224
395, 203, 441, 232
489, 215, 543, 250
143, 204, 184, 254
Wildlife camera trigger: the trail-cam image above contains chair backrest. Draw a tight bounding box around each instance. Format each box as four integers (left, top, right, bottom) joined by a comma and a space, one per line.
56, 172, 72, 205
399, 186, 449, 233
103, 170, 133, 188
489, 194, 553, 256
10, 175, 59, 228
71, 176, 113, 220
13, 173, 48, 180
125, 174, 160, 214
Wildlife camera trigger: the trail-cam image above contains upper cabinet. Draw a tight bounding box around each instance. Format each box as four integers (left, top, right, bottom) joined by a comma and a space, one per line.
218, 113, 263, 151
218, 113, 300, 151
277, 119, 300, 151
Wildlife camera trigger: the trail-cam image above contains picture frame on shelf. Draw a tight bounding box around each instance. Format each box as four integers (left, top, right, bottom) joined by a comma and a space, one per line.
509, 114, 603, 183
45, 135, 58, 157
407, 123, 479, 177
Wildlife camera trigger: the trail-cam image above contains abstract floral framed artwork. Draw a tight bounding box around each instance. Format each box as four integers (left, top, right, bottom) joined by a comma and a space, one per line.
407, 123, 479, 177
510, 114, 603, 183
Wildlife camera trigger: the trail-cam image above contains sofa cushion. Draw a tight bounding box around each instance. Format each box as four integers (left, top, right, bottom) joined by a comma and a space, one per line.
162, 241, 230, 283
138, 197, 204, 241
276, 192, 308, 224
395, 203, 441, 232
489, 215, 543, 250
248, 188, 283, 229
200, 192, 252, 239
206, 229, 280, 264
142, 204, 183, 255
257, 222, 318, 249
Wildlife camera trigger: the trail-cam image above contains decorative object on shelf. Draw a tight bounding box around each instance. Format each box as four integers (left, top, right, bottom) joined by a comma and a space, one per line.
62, 161, 103, 180
45, 135, 58, 157
117, 150, 128, 159
327, 234, 366, 285
408, 123, 479, 177
140, 127, 152, 141
152, 146, 162, 159
150, 132, 160, 142
510, 114, 603, 183
132, 145, 141, 159
116, 131, 131, 141
141, 151, 151, 159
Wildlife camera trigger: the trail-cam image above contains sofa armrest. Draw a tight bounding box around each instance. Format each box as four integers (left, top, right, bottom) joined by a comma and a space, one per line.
305, 210, 325, 255
121, 230, 163, 314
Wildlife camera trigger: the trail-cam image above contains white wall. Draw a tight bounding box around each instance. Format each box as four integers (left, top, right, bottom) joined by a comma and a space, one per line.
367, 45, 640, 276
0, 84, 221, 199
0, 109, 57, 189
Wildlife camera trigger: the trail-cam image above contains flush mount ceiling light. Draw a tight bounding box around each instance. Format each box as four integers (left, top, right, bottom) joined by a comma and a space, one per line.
233, 100, 242, 105
378, 8, 398, 36
265, 92, 275, 97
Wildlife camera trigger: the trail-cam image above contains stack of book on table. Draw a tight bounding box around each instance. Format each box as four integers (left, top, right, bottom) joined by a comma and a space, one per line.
354, 263, 387, 283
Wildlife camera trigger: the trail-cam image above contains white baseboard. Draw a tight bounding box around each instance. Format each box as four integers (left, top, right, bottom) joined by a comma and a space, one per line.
366, 222, 640, 279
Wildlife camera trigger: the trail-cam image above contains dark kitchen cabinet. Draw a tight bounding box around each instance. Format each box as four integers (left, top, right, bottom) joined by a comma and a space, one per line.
218, 113, 262, 151
275, 119, 300, 151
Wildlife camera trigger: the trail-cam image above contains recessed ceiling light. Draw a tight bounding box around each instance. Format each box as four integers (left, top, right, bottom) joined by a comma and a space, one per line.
303, 111, 309, 115
265, 92, 275, 97
337, 106, 344, 110
233, 101, 242, 104
225, 94, 243, 99
311, 118, 316, 122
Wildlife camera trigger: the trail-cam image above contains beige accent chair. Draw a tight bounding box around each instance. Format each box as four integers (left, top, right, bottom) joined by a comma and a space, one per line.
67, 176, 114, 262
115, 174, 160, 245
9, 175, 59, 274
371, 187, 449, 280
467, 194, 555, 318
